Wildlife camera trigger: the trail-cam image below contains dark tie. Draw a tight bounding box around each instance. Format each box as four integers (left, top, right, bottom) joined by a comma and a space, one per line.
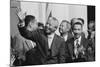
47, 49, 52, 60
76, 39, 80, 48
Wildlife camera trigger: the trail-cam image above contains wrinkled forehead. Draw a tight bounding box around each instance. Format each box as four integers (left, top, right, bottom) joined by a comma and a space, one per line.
61, 21, 70, 26
73, 24, 82, 29
47, 17, 59, 26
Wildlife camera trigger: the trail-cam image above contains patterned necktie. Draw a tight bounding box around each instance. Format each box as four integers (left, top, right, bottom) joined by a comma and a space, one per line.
76, 39, 80, 48
75, 39, 80, 58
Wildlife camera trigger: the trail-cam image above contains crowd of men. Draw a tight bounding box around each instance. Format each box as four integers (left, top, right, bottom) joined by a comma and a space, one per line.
11, 12, 95, 66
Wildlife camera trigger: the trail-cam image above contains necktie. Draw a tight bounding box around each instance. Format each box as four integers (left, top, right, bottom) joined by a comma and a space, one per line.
75, 39, 80, 58
76, 39, 80, 48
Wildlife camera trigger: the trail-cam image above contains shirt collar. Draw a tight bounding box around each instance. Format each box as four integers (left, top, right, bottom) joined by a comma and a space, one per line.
74, 36, 82, 45
47, 33, 55, 39
77, 36, 81, 42
63, 34, 68, 41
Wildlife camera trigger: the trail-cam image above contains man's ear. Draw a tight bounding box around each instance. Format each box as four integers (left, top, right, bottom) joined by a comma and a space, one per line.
27, 22, 31, 28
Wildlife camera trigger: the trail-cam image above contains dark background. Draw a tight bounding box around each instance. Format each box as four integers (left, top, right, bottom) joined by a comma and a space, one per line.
87, 5, 95, 24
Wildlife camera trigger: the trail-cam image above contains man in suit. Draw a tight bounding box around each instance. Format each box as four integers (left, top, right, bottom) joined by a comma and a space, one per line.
65, 18, 90, 62
11, 15, 38, 66
87, 20, 95, 61
19, 17, 66, 65
17, 15, 50, 65
70, 18, 86, 38
44, 17, 66, 64
59, 20, 73, 42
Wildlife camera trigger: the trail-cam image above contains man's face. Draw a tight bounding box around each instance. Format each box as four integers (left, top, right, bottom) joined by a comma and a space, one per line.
89, 22, 95, 31
73, 24, 82, 39
45, 18, 58, 34
28, 19, 38, 31
59, 22, 70, 34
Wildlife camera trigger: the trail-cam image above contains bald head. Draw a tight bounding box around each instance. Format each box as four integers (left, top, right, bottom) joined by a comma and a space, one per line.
48, 17, 59, 28
45, 17, 59, 34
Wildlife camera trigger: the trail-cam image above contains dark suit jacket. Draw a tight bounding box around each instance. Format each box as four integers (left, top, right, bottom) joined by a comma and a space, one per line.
45, 34, 66, 64
12, 33, 37, 66
65, 36, 90, 62
18, 28, 48, 65
65, 32, 73, 42
18, 28, 66, 65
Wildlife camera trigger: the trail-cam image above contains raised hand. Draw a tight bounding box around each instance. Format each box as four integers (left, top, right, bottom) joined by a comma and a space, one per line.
16, 7, 26, 20
16, 7, 27, 27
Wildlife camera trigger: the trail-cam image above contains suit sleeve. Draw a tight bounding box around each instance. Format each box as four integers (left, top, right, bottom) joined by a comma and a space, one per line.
58, 41, 66, 63
12, 34, 26, 62
65, 41, 72, 63
18, 27, 33, 40
18, 26, 40, 42
87, 40, 95, 61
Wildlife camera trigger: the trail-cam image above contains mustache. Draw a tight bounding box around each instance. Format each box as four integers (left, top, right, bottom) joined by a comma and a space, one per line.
74, 33, 79, 35
44, 26, 50, 30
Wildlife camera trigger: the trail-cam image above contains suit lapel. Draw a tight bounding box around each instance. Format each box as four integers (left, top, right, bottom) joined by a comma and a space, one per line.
80, 36, 85, 47
71, 38, 74, 57
68, 38, 74, 57
50, 34, 58, 56
41, 34, 49, 55
80, 36, 88, 48
67, 33, 73, 40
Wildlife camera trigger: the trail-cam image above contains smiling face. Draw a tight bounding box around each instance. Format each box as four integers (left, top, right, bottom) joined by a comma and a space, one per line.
59, 21, 71, 34
45, 17, 58, 35
73, 23, 82, 39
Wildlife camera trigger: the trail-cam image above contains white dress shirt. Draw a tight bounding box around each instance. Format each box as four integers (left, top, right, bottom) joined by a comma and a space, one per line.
47, 33, 55, 49
63, 34, 68, 41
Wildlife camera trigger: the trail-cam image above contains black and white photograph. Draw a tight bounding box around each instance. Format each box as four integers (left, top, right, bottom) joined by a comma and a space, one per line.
10, 0, 95, 66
